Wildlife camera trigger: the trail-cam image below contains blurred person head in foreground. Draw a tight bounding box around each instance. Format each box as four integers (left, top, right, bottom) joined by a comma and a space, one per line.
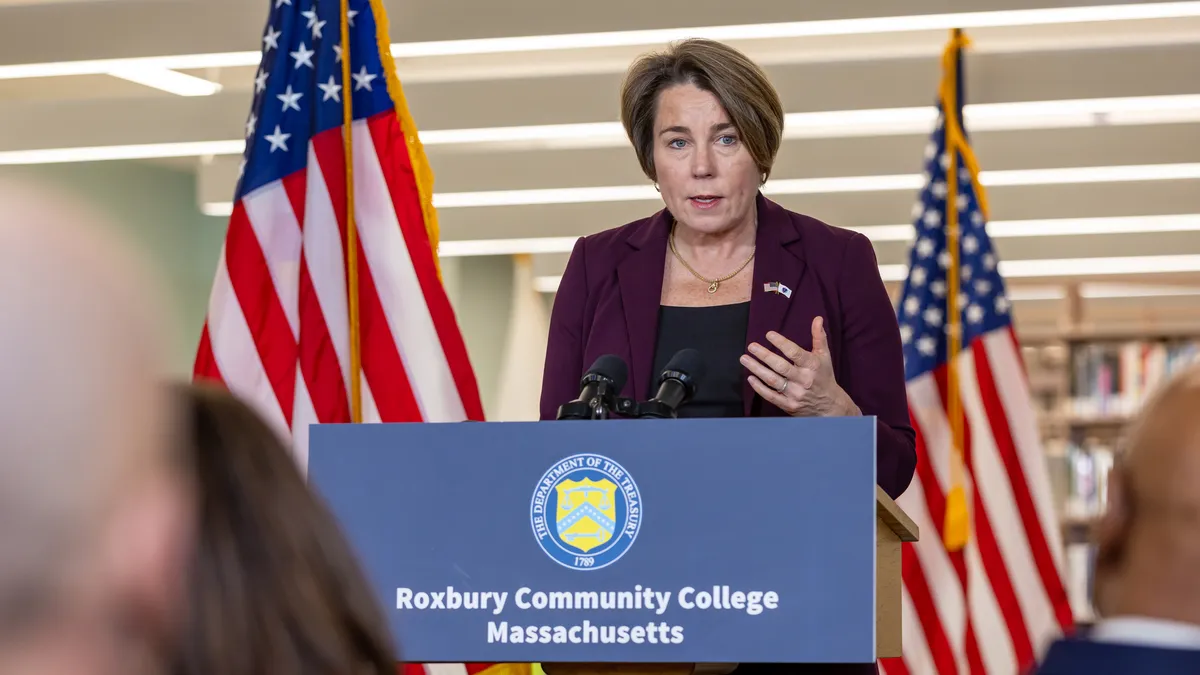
0, 178, 192, 675
171, 382, 399, 675
1033, 362, 1200, 673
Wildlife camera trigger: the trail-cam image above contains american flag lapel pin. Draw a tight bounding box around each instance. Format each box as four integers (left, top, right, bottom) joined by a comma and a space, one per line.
763, 282, 792, 298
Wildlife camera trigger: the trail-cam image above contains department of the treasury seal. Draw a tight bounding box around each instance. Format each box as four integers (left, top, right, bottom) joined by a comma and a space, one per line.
529, 453, 642, 570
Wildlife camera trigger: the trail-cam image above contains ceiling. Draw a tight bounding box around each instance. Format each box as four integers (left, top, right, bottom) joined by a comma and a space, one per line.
3, 0, 1200, 336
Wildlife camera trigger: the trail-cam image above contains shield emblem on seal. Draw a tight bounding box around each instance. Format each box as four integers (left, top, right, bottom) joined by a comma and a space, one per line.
554, 478, 618, 553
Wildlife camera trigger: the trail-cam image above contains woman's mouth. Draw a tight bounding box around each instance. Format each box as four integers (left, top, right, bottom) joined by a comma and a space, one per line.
688, 195, 722, 210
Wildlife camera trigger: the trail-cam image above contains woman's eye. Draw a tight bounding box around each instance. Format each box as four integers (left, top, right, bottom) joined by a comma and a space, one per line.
669, 139, 687, 149
717, 135, 737, 145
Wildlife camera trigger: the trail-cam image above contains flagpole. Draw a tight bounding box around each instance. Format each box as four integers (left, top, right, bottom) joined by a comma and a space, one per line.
941, 28, 969, 552
341, 0, 363, 424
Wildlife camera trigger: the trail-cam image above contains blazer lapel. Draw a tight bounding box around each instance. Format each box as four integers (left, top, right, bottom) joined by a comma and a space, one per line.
744, 194, 806, 415
617, 210, 670, 400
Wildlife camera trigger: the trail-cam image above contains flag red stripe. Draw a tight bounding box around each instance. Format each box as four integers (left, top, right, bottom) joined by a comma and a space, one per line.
281, 167, 350, 427
300, 128, 355, 427
193, 322, 221, 383
964, 620, 986, 675
283, 169, 309, 234
973, 343, 1075, 632
970, 483, 1036, 666
355, 231, 424, 421
901, 540, 958, 675
910, 404, 975, 673
223, 201, 297, 424
912, 405, 948, 541
880, 654, 913, 675
367, 112, 485, 420
297, 257, 350, 424
948, 343, 1038, 668
311, 127, 350, 257
927, 367, 988, 670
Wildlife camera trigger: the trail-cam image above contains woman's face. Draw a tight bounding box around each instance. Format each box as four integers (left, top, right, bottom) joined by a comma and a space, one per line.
651, 82, 762, 237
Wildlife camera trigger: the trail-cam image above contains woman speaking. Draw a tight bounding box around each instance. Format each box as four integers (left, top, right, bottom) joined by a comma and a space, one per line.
538, 37, 915, 674
540, 38, 912, 672
538, 39, 915, 502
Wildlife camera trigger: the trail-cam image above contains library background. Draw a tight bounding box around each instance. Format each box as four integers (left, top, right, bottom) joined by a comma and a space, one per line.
1013, 287, 1200, 624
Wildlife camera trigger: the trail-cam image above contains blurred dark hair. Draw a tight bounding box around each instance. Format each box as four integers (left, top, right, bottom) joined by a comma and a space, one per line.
171, 382, 399, 675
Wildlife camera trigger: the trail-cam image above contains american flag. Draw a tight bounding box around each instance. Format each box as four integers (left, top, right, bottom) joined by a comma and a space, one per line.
192, 2, 526, 674
878, 32, 1074, 675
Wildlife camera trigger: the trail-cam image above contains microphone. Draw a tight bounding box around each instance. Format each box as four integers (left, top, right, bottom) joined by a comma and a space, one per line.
636, 348, 705, 419
556, 354, 629, 420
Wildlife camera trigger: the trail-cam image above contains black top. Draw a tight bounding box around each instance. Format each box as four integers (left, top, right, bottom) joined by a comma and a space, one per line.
650, 302, 750, 418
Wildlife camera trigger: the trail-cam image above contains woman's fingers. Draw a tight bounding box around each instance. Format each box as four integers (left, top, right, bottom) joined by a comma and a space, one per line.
740, 353, 787, 391
745, 342, 794, 379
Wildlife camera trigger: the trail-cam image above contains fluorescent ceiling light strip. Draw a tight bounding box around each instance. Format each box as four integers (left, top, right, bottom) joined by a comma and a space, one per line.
1007, 287, 1068, 302
0, 51, 261, 79
0, 140, 245, 165
435, 184, 658, 208
876, 255, 1200, 282
8, 93, 1199, 164
197, 167, 1200, 217
982, 163, 1200, 186
854, 214, 1200, 242
201, 202, 235, 217
198, 207, 1200, 250
532, 275, 565, 294
429, 163, 1200, 209
4, 3, 1200, 79
390, 3, 1200, 57
420, 121, 625, 145
438, 236, 583, 257
430, 214, 1200, 256
107, 67, 222, 96
532, 254, 1200, 293
408, 94, 1200, 147
1010, 284, 1200, 301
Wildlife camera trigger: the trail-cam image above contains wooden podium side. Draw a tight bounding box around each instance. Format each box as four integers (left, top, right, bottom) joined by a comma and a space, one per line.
874, 485, 920, 658
543, 488, 920, 675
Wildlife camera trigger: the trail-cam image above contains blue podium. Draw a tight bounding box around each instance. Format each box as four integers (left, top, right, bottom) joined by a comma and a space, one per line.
309, 417, 919, 674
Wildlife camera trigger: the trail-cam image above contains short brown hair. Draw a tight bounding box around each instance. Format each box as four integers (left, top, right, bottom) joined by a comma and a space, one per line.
619, 38, 785, 183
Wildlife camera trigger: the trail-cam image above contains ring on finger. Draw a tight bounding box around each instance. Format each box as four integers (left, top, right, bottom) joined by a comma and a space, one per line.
777, 379, 789, 394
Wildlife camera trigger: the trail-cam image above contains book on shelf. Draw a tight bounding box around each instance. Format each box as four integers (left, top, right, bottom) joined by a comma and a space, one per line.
1069, 338, 1199, 419
1064, 439, 1114, 521
1066, 542, 1097, 623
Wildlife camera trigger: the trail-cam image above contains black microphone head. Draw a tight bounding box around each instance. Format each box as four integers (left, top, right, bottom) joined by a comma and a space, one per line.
658, 348, 705, 401
663, 348, 705, 382
581, 354, 629, 393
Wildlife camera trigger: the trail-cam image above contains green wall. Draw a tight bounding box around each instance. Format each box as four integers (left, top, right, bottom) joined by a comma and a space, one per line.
0, 161, 224, 376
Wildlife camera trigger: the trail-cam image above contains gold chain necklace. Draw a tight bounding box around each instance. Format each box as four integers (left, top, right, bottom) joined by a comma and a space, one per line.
668, 221, 756, 294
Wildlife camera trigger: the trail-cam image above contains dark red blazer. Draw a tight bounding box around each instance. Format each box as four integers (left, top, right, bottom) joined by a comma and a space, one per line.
538, 193, 916, 500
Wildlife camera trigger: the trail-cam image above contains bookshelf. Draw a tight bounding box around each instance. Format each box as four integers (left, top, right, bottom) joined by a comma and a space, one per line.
1017, 287, 1200, 624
